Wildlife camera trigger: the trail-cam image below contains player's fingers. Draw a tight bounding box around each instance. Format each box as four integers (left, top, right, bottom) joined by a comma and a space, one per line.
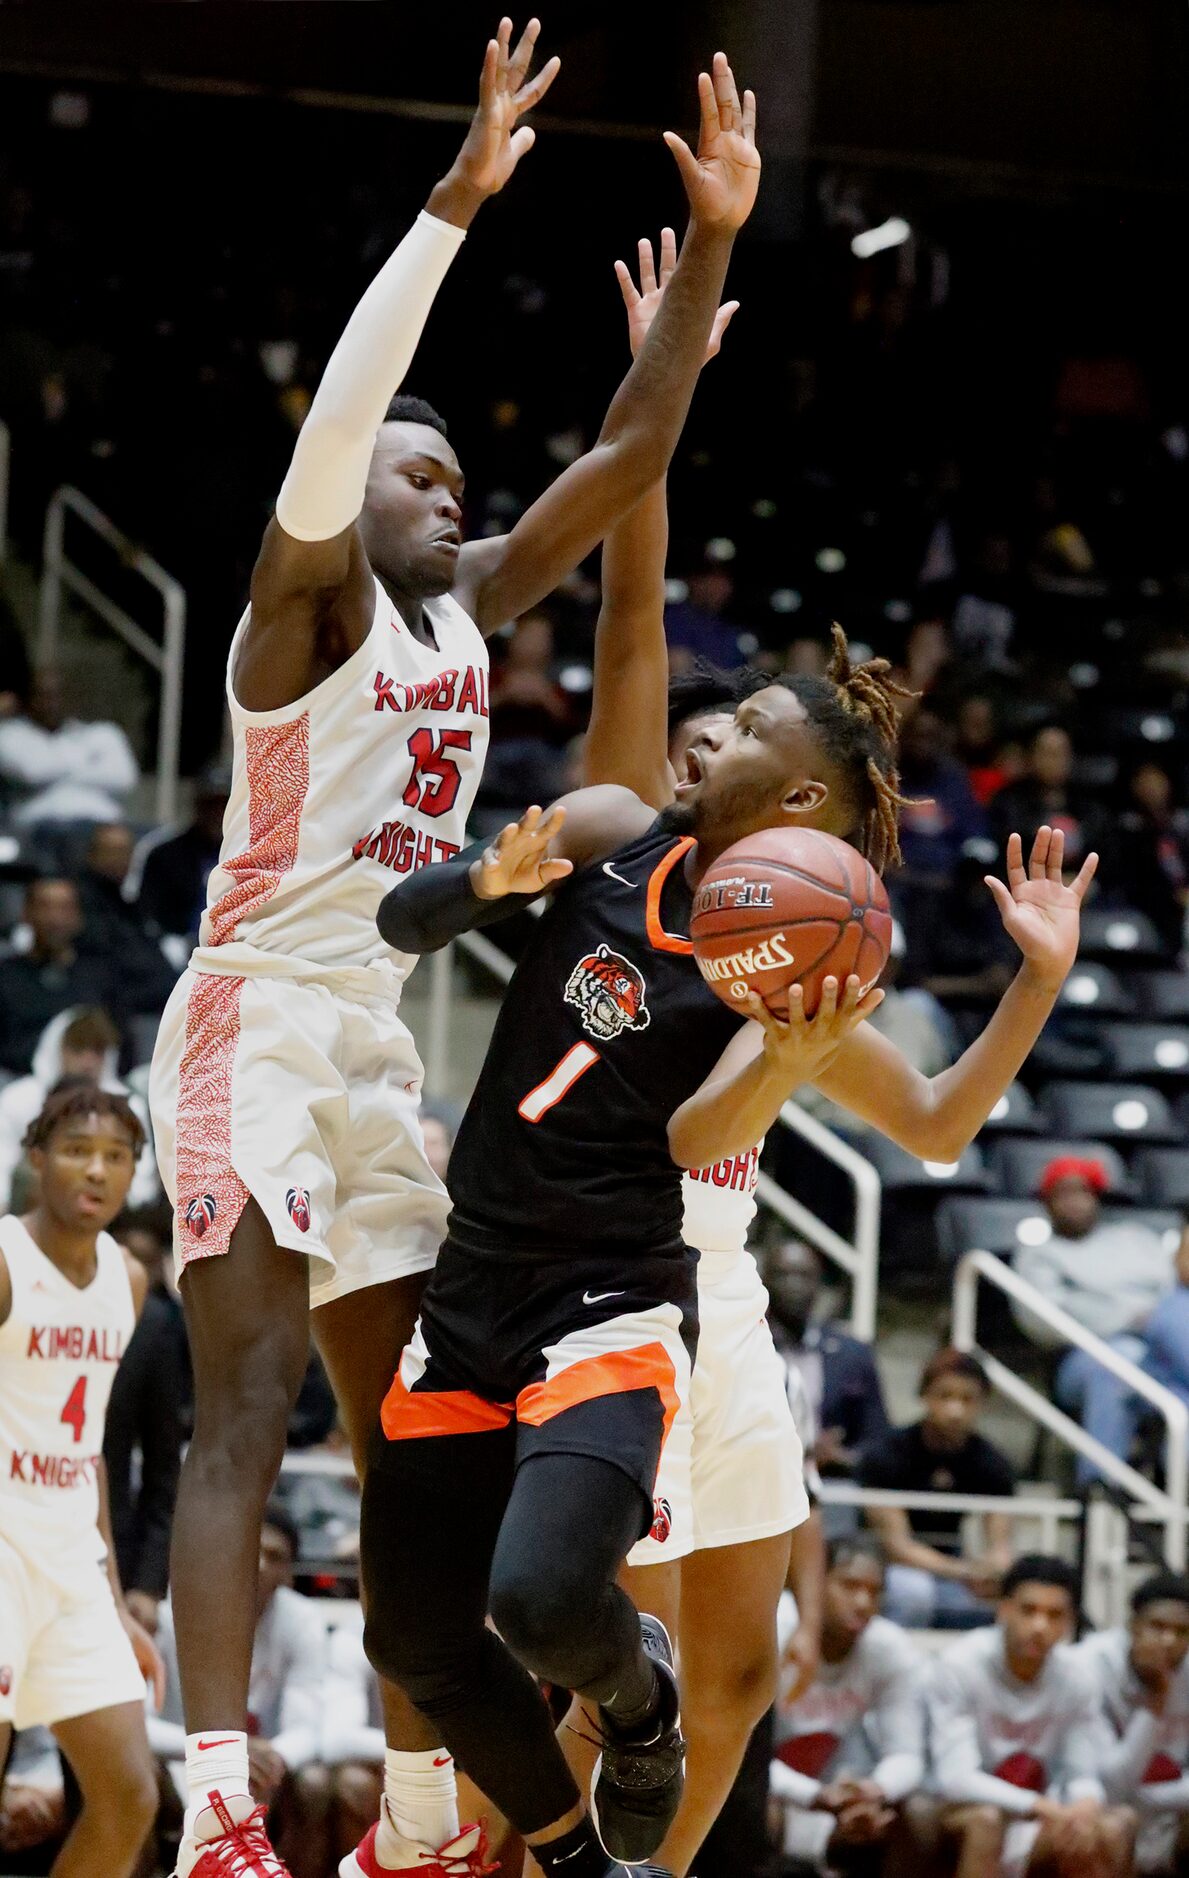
507, 15, 541, 91
1028, 825, 1051, 879
854, 987, 885, 1023
837, 972, 862, 1014
507, 124, 536, 167
816, 975, 839, 1022
540, 857, 574, 885
984, 874, 1014, 921
742, 85, 757, 143
659, 224, 678, 283
1046, 825, 1066, 881
638, 234, 657, 298
515, 52, 560, 112
1071, 851, 1099, 901
1005, 830, 1026, 888
697, 69, 719, 144
539, 803, 567, 840
711, 50, 740, 133
663, 131, 701, 195
614, 258, 640, 310
741, 988, 785, 1035
479, 36, 500, 109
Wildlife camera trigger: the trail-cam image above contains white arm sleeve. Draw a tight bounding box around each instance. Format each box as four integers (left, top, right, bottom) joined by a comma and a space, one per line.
275, 210, 467, 543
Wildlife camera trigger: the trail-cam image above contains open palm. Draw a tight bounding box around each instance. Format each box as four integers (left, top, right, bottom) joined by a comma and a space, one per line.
616, 226, 739, 363
665, 52, 760, 232
985, 826, 1098, 983
455, 16, 560, 199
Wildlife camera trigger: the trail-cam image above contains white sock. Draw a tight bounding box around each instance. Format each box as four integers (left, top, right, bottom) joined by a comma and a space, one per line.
182, 1731, 253, 1843
375, 1748, 460, 1863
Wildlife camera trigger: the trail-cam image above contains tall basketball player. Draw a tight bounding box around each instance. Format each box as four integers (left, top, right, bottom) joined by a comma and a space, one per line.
0, 1084, 164, 1878
148, 19, 764, 1876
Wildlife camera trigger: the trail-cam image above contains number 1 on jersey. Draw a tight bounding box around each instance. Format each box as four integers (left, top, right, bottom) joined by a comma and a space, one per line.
519, 1043, 600, 1123
60, 1376, 88, 1444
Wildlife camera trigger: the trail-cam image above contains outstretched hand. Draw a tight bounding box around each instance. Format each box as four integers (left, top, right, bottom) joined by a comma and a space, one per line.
472, 804, 573, 900
744, 974, 884, 1088
665, 51, 760, 233
984, 827, 1098, 988
452, 17, 560, 200
615, 226, 739, 362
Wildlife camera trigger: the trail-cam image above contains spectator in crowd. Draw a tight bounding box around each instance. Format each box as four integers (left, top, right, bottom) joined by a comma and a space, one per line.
989, 722, 1105, 879
1110, 760, 1189, 957
1075, 1571, 1189, 1874
475, 614, 574, 830
1140, 1227, 1189, 1427
954, 692, 1017, 807
0, 666, 139, 832
0, 1007, 159, 1207
1013, 1156, 1175, 1482
857, 1348, 1015, 1629
895, 705, 987, 883
0, 1729, 66, 1873
0, 877, 122, 1074
74, 822, 177, 1018
918, 1555, 1136, 1878
148, 1504, 329, 1878
664, 556, 748, 668
769, 1535, 924, 1870
131, 764, 229, 941
763, 1235, 889, 1477
904, 843, 1017, 1012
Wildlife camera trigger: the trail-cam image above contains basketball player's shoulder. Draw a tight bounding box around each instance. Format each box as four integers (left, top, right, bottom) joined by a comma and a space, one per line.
866, 1613, 921, 1676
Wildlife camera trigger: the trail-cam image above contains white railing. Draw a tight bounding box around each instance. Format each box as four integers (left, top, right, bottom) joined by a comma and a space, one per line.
422, 932, 880, 1339
817, 1481, 1081, 1561
39, 485, 186, 823
0, 417, 9, 563
953, 1249, 1189, 1568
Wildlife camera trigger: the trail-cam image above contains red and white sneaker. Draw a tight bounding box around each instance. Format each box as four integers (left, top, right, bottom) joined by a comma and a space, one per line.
339, 1821, 494, 1878
174, 1805, 291, 1876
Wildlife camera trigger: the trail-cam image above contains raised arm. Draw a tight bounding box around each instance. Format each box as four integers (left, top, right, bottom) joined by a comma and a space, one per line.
240, 18, 559, 710
813, 827, 1098, 1160
459, 54, 760, 633
584, 229, 738, 808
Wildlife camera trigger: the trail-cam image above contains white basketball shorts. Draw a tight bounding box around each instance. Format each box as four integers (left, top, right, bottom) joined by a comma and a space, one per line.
149, 961, 448, 1309
629, 1247, 810, 1565
0, 1532, 145, 1730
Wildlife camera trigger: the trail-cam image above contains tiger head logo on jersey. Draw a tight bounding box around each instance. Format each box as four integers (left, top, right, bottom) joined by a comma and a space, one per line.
184, 1194, 217, 1240
564, 945, 651, 1042
286, 1187, 312, 1234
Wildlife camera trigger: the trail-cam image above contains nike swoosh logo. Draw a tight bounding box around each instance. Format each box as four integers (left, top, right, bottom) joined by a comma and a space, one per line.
433, 1754, 451, 1767
602, 862, 636, 887
196, 1738, 239, 1752
583, 1289, 625, 1306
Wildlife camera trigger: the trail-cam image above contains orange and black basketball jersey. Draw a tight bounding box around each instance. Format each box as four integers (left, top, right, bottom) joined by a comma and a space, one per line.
447, 819, 744, 1257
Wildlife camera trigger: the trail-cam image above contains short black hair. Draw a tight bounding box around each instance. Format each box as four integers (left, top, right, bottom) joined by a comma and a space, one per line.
827, 1532, 885, 1575
261, 1500, 301, 1563
23, 1082, 145, 1157
383, 394, 448, 438
666, 661, 750, 741
1132, 1572, 1189, 1615
920, 1347, 989, 1397
1001, 1554, 1078, 1602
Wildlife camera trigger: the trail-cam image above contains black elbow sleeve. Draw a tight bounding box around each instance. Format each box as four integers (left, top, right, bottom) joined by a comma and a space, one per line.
376, 852, 539, 955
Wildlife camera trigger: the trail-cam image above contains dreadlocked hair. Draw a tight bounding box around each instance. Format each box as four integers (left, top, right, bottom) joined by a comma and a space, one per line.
778, 623, 916, 874
23, 1082, 145, 1157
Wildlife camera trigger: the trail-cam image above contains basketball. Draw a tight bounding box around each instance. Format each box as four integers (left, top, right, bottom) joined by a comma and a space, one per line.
690, 828, 893, 1017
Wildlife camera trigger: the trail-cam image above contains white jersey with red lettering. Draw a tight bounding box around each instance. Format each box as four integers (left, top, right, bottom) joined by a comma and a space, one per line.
201, 573, 489, 977
771, 1609, 926, 1807
1072, 1625, 1189, 1875
630, 1136, 809, 1564
0, 1214, 145, 1731
149, 575, 489, 1299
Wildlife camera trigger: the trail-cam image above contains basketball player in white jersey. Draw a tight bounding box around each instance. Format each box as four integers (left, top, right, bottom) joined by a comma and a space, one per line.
1073, 1573, 1189, 1873
148, 20, 764, 1875
552, 229, 1102, 1878
770, 1535, 925, 1867
0, 1083, 164, 1877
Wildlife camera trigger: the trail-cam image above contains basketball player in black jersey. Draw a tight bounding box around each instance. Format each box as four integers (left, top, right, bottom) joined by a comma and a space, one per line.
358, 609, 1097, 1878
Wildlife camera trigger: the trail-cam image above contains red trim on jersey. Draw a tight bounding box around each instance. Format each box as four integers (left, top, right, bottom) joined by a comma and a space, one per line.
517, 1340, 680, 1451
645, 838, 695, 956
174, 974, 252, 1266
381, 1370, 514, 1442
208, 713, 311, 946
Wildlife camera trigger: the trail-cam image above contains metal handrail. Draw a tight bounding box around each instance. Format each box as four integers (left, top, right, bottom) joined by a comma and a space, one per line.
39, 485, 186, 823
817, 1480, 1081, 1559
953, 1249, 1189, 1568
422, 932, 881, 1339
0, 417, 9, 563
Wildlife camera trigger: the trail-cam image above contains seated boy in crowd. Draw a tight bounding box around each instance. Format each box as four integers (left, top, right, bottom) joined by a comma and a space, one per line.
858, 1349, 1015, 1628
1076, 1572, 1189, 1875
917, 1555, 1135, 1878
770, 1535, 925, 1869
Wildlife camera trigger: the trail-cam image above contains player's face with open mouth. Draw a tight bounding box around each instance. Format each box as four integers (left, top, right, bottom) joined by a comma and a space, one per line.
362, 420, 465, 597
681, 686, 830, 840
36, 1114, 137, 1231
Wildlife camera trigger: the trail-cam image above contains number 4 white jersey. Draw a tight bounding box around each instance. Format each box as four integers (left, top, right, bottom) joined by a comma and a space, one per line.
199, 574, 490, 978
0, 1216, 134, 1573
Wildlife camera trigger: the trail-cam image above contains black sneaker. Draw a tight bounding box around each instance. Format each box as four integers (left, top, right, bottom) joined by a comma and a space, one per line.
591, 1615, 685, 1862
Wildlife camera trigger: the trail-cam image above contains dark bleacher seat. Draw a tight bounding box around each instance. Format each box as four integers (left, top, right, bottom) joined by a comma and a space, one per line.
976, 1082, 1042, 1136
858, 1133, 992, 1195
1136, 1147, 1189, 1209
1040, 1080, 1181, 1145
1075, 907, 1166, 968
1057, 963, 1136, 1019
990, 1136, 1133, 1199
1101, 1024, 1189, 1085
1134, 972, 1189, 1022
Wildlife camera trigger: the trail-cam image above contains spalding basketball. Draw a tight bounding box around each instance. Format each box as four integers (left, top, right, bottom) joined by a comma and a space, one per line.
690, 828, 892, 1017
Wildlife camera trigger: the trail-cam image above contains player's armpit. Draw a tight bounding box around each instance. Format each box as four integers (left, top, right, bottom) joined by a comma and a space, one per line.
238, 520, 375, 713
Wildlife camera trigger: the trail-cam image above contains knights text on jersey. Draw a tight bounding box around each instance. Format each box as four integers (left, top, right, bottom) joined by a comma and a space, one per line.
0, 1217, 134, 1565
200, 575, 489, 976
446, 821, 744, 1255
